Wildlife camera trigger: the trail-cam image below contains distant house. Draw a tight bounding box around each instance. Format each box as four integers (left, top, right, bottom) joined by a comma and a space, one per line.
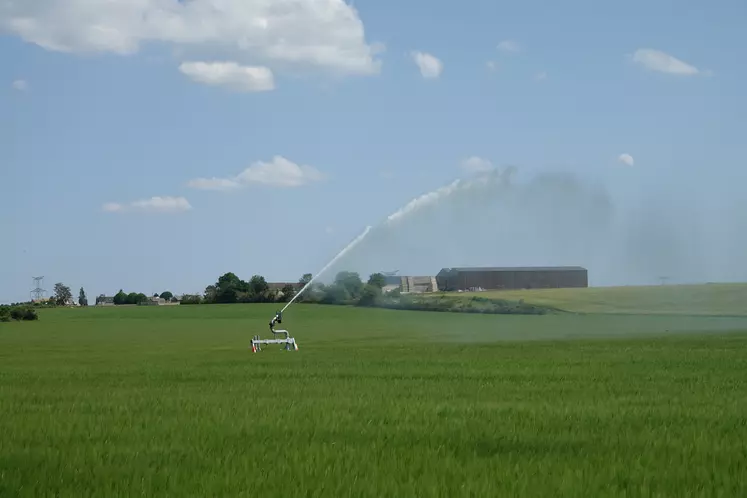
266, 282, 298, 299
267, 282, 298, 291
96, 295, 115, 306
139, 296, 180, 306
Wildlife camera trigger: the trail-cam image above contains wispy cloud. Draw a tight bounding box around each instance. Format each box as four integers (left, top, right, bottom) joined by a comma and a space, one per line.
618, 153, 635, 167
460, 156, 494, 174
179, 61, 275, 92
497, 40, 522, 54
11, 79, 28, 91
188, 155, 324, 190
631, 49, 703, 76
410, 51, 443, 79
103, 196, 192, 213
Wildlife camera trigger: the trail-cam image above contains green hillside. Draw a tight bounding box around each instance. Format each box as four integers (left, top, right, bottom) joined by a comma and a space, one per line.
443, 283, 747, 316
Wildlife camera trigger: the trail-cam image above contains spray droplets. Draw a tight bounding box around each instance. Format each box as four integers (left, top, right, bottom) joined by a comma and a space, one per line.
281, 225, 373, 312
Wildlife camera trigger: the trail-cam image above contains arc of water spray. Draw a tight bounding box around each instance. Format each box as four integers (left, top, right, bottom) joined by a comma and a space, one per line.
281, 169, 511, 314
281, 225, 373, 312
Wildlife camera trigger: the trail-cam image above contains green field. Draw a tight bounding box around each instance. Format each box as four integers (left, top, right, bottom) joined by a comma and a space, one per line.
2, 299, 747, 496
445, 283, 747, 316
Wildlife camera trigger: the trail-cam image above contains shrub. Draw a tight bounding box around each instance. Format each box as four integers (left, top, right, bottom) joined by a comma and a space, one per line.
321, 284, 350, 305
180, 294, 203, 305
370, 294, 552, 315
1, 306, 38, 322
357, 284, 382, 307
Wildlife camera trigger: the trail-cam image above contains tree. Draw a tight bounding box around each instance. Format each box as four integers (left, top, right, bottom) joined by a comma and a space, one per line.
159, 291, 174, 301
358, 284, 382, 307
124, 292, 148, 305
180, 294, 202, 305
293, 273, 314, 302
113, 289, 127, 305
213, 272, 247, 303
334, 271, 364, 299
53, 283, 72, 306
367, 273, 387, 289
215, 287, 238, 304
217, 272, 244, 292
248, 275, 269, 297
203, 285, 218, 303
78, 287, 88, 307
298, 273, 313, 289
279, 284, 296, 302
321, 283, 350, 304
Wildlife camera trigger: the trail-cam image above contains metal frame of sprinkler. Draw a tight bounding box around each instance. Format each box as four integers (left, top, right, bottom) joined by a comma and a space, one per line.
251, 310, 299, 353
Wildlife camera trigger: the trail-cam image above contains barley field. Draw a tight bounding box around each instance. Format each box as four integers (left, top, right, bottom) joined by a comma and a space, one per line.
1, 298, 746, 496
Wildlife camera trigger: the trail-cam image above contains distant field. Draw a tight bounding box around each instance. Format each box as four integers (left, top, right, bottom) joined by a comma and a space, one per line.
2, 304, 747, 496
442, 283, 747, 316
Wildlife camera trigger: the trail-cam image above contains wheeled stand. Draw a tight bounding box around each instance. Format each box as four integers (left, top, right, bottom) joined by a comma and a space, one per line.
251, 310, 299, 353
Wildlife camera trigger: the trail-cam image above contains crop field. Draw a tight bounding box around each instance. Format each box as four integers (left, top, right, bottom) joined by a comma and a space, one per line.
2, 294, 747, 497
445, 283, 747, 316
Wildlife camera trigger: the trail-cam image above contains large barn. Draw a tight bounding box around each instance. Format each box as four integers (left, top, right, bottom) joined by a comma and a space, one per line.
436, 266, 588, 292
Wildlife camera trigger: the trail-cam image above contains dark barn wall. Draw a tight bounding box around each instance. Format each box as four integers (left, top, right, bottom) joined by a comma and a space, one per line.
437, 267, 588, 291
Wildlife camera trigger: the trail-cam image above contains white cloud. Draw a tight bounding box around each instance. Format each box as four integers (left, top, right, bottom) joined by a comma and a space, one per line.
618, 153, 635, 167
11, 79, 28, 91
411, 51, 443, 79
460, 156, 494, 174
102, 202, 124, 212
102, 196, 192, 213
535, 71, 547, 81
189, 155, 323, 190
486, 61, 498, 72
179, 61, 274, 92
497, 40, 521, 53
186, 177, 242, 191
0, 0, 381, 76
631, 49, 701, 76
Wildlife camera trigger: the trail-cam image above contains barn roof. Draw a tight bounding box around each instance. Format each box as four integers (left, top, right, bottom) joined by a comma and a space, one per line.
440, 266, 587, 273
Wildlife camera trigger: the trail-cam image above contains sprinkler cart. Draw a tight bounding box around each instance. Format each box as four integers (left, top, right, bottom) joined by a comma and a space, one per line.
251, 310, 299, 353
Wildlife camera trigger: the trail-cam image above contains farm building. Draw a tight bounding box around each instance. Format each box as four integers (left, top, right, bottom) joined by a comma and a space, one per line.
436, 266, 588, 292
380, 272, 438, 293
267, 282, 298, 291
95, 295, 115, 306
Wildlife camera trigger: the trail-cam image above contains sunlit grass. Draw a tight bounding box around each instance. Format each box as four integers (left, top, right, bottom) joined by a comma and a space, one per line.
1, 304, 746, 496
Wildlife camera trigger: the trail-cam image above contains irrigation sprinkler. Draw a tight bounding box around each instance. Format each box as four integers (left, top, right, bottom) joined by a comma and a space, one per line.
250, 226, 374, 354
250, 310, 299, 353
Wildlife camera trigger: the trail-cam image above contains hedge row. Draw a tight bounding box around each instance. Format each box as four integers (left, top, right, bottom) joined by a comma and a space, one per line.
0, 306, 39, 322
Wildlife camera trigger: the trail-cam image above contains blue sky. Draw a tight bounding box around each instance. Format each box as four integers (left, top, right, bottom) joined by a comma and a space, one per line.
2, 0, 746, 302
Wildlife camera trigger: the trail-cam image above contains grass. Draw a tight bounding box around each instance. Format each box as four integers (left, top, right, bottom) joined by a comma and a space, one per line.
441, 283, 747, 316
2, 302, 747, 496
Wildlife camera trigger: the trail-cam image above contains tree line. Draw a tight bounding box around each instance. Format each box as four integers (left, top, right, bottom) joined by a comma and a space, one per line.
178, 271, 390, 306
103, 290, 177, 305
179, 270, 549, 315
4, 270, 549, 319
